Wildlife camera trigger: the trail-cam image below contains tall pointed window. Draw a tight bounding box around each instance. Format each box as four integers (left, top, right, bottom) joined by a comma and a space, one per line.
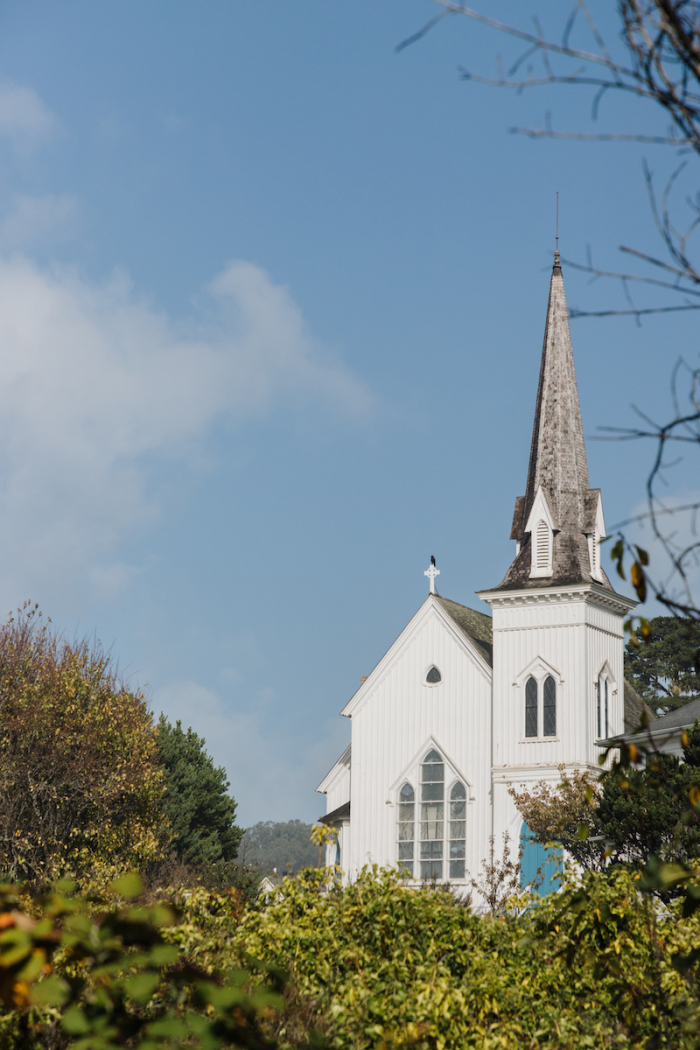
449, 782, 466, 879
525, 676, 538, 737
597, 675, 610, 738
543, 675, 556, 736
420, 749, 444, 880
397, 783, 415, 876
596, 678, 602, 738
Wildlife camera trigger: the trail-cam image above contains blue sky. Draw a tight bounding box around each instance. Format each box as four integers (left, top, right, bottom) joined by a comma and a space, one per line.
0, 1, 695, 825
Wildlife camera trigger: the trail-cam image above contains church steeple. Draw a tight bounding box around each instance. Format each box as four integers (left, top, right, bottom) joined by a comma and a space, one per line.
494, 253, 612, 591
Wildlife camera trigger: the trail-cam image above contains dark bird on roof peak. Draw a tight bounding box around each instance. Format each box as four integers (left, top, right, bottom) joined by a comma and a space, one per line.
430, 555, 436, 566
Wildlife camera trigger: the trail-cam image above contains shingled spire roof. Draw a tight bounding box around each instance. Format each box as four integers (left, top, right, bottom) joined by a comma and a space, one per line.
493, 251, 614, 592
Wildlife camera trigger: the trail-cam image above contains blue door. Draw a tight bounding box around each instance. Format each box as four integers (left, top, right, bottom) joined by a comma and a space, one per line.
519, 821, 562, 896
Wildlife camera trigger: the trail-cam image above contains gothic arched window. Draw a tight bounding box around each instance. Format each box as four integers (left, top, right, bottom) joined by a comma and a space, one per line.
426, 666, 442, 684
449, 781, 466, 879
525, 676, 538, 737
597, 676, 610, 738
543, 675, 556, 737
420, 749, 444, 880
397, 782, 415, 876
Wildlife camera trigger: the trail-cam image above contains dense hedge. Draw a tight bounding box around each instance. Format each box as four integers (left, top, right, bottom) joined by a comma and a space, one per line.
0, 865, 699, 1048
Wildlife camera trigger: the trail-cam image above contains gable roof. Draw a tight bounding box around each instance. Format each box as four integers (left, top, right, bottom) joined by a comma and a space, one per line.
624, 679, 655, 733
494, 254, 615, 593
646, 696, 700, 734
435, 595, 493, 666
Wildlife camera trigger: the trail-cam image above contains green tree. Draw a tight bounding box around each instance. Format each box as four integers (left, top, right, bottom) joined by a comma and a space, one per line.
238, 820, 317, 876
625, 616, 700, 713
510, 767, 606, 869
0, 604, 163, 888
513, 724, 700, 879
156, 716, 242, 868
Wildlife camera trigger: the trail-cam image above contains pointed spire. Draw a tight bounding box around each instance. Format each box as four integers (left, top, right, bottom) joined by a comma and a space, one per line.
524, 254, 590, 530
493, 254, 612, 592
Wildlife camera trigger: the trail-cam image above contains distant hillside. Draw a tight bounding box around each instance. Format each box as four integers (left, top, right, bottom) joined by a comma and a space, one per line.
238, 819, 317, 875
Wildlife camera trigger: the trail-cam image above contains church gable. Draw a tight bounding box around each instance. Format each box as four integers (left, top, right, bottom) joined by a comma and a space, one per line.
341, 593, 492, 719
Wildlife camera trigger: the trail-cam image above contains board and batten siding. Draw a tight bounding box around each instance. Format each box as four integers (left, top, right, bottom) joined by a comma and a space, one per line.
483, 585, 631, 845
343, 596, 493, 885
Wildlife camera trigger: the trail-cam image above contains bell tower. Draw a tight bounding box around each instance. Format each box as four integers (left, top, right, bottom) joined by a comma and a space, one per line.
478, 251, 636, 847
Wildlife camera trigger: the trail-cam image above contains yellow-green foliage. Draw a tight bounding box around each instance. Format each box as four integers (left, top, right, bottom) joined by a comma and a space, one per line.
231, 866, 700, 1050
0, 864, 698, 1048
0, 605, 164, 887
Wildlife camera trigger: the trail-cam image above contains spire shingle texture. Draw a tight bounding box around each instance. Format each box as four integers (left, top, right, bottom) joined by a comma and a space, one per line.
494, 258, 614, 591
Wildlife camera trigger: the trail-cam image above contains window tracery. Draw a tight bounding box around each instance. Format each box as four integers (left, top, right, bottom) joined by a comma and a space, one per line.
395, 747, 468, 881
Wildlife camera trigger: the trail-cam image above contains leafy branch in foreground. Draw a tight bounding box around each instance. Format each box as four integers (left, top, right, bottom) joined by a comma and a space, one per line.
0, 872, 304, 1050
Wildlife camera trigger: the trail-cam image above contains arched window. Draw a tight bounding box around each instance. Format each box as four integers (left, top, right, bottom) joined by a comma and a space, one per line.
535, 520, 551, 572
397, 783, 414, 876
420, 749, 444, 880
597, 676, 610, 738
543, 675, 556, 737
596, 678, 602, 737
449, 782, 466, 879
426, 666, 442, 684
525, 676, 538, 737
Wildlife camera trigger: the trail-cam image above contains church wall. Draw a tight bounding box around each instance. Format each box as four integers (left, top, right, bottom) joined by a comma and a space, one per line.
325, 761, 351, 813
486, 588, 627, 847
345, 604, 492, 886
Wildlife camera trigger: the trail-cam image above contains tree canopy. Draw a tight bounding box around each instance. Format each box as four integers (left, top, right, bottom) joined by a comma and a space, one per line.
512, 723, 700, 881
625, 615, 700, 713
0, 604, 163, 887
155, 715, 242, 869
238, 820, 316, 876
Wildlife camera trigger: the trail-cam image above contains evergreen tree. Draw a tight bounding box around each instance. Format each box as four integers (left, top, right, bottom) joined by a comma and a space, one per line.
625, 616, 700, 714
238, 820, 317, 875
156, 716, 242, 867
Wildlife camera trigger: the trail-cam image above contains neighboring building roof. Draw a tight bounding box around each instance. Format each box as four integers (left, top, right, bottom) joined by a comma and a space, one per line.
319, 801, 350, 825
646, 697, 700, 734
624, 678, 655, 733
435, 595, 493, 666
493, 255, 615, 593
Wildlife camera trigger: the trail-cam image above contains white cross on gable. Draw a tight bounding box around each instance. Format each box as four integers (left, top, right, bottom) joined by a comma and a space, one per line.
424, 561, 440, 594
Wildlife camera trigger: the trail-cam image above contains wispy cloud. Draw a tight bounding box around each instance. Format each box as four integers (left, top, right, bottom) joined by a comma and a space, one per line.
0, 83, 57, 152
0, 256, 371, 603
0, 193, 77, 249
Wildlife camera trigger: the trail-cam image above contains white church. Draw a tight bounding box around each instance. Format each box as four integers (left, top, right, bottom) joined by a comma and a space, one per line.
317, 249, 642, 892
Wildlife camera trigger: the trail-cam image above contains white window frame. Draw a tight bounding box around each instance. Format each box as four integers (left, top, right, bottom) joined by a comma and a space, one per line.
595, 661, 616, 739
391, 741, 471, 882
514, 656, 563, 741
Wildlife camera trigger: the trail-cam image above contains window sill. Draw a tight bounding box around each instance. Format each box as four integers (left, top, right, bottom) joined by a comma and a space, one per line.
519, 736, 560, 743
